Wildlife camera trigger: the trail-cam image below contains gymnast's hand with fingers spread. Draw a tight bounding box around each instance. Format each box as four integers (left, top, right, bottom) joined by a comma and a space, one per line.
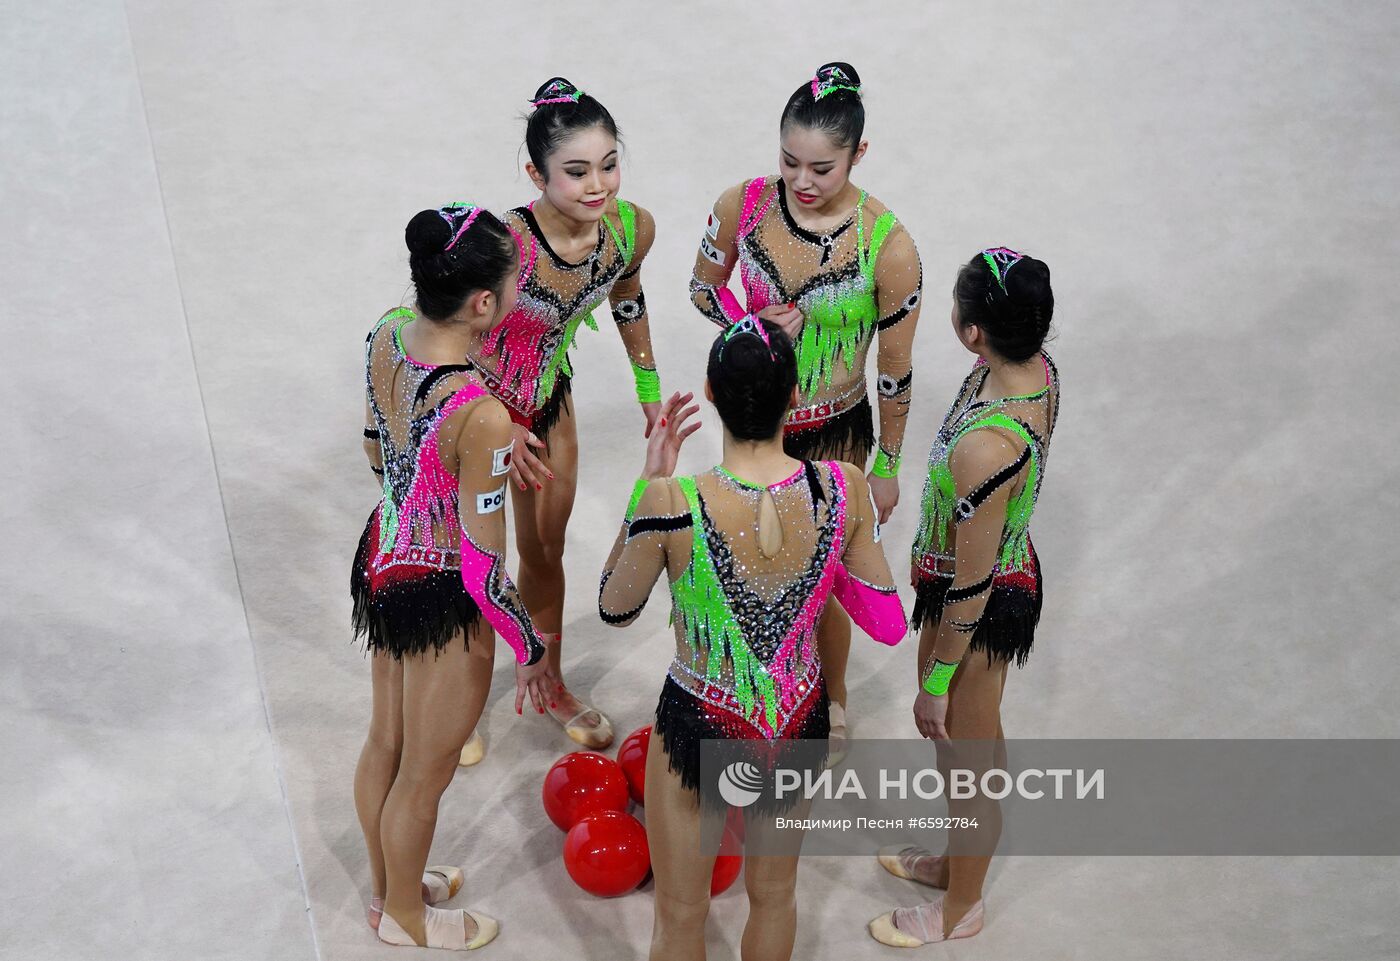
642, 391, 703, 480
757, 302, 804, 341
515, 654, 560, 717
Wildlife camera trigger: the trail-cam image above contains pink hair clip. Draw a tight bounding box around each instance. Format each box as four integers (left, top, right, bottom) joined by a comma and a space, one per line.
439, 203, 482, 251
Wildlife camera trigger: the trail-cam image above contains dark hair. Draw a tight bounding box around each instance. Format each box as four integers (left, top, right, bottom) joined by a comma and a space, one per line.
405, 206, 516, 322
780, 62, 865, 154
524, 77, 621, 179
706, 319, 798, 440
954, 251, 1054, 362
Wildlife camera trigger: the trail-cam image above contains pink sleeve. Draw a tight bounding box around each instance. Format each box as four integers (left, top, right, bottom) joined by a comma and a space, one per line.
711, 179, 774, 323
460, 530, 547, 665
830, 564, 907, 646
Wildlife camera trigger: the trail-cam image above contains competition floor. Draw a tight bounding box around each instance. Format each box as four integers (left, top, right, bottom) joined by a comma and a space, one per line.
4, 1, 1398, 958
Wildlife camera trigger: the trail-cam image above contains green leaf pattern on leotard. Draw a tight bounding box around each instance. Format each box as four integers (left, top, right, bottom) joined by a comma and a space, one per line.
667, 475, 781, 732
534, 201, 637, 406
916, 412, 1041, 573
793, 199, 898, 396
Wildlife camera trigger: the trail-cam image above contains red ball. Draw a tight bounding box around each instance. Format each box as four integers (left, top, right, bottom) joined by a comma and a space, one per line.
710, 822, 744, 896
563, 810, 651, 897
616, 725, 651, 805
542, 751, 630, 831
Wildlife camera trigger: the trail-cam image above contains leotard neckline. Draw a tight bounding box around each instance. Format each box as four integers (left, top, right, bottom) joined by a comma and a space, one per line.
969, 351, 1053, 407
775, 179, 862, 248
393, 315, 438, 369
515, 203, 604, 270
714, 463, 806, 492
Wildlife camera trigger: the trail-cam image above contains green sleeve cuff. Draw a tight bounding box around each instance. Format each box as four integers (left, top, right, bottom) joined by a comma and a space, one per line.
872, 448, 902, 478
632, 362, 661, 404
921, 658, 959, 696
624, 477, 649, 524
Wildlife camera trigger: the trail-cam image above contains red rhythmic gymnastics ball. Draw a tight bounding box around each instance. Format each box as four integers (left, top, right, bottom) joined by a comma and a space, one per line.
563, 810, 651, 897
542, 751, 630, 831
616, 725, 651, 805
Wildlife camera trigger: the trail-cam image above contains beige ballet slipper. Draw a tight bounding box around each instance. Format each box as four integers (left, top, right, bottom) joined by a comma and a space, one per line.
378, 904, 499, 951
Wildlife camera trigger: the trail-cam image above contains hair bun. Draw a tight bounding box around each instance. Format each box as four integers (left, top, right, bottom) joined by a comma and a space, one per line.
1004, 257, 1054, 340
405, 209, 452, 258
1005, 257, 1052, 307
813, 61, 861, 95
531, 76, 582, 106
956, 250, 1053, 361
707, 318, 798, 441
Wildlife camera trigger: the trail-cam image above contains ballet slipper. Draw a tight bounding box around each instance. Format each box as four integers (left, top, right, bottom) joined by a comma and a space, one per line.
366, 867, 465, 930
877, 845, 948, 888
826, 701, 849, 767
537, 635, 614, 749
546, 695, 614, 749
421, 865, 465, 903
458, 731, 486, 767
868, 897, 984, 947
378, 904, 499, 951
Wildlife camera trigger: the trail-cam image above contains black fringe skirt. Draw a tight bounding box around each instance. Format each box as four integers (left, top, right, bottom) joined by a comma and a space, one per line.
910, 550, 1043, 669
529, 372, 572, 449
652, 674, 830, 814
351, 508, 481, 659
783, 394, 875, 464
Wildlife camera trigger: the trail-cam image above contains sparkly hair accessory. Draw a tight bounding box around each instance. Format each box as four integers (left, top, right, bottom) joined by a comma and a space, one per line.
531, 79, 584, 107
438, 202, 482, 252
811, 65, 860, 100
720, 315, 776, 360
980, 247, 1025, 293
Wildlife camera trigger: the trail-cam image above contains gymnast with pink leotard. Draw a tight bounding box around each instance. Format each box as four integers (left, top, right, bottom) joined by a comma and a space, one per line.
351, 203, 557, 952
462, 77, 663, 759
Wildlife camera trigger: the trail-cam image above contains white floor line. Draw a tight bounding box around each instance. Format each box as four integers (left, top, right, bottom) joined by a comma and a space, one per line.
120, 2, 323, 957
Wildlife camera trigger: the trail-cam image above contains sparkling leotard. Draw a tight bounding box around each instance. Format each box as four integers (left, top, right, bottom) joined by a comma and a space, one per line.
353, 307, 546, 664
690, 178, 922, 466
599, 461, 905, 805
475, 200, 658, 437
910, 351, 1060, 666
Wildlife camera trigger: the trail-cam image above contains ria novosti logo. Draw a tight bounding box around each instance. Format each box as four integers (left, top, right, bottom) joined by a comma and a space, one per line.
718, 762, 1106, 806
717, 761, 766, 807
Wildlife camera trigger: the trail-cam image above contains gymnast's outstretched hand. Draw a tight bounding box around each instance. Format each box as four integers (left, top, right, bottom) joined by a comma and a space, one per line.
642, 391, 701, 480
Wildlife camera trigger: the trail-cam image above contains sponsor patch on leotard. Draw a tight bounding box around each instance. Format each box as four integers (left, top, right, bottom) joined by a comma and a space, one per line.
490, 444, 513, 476
477, 484, 506, 514
705, 209, 721, 240
700, 236, 726, 266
